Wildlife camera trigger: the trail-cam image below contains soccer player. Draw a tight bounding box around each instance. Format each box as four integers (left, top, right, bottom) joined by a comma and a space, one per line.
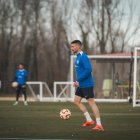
13, 63, 28, 106
70, 40, 104, 131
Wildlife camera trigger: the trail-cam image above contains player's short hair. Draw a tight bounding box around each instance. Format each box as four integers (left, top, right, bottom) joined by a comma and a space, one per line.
71, 40, 82, 46
18, 63, 25, 67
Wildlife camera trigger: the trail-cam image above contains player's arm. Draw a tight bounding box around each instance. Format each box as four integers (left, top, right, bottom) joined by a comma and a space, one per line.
73, 81, 79, 87
77, 55, 92, 82
24, 70, 28, 82
24, 69, 28, 77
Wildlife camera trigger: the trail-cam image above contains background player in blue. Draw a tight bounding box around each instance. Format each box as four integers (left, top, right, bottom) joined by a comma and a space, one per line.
70, 40, 104, 131
13, 63, 28, 106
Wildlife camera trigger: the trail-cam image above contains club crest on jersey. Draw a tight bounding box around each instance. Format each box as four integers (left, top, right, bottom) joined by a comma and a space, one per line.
21, 72, 24, 75
77, 60, 79, 64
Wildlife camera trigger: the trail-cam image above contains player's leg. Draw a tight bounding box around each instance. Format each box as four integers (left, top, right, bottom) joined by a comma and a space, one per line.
74, 88, 94, 127
87, 98, 104, 131
74, 95, 88, 113
87, 98, 103, 127
21, 85, 28, 106
13, 85, 21, 105
82, 87, 104, 131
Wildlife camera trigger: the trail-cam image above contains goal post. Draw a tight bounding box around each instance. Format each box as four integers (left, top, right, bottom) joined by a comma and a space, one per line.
54, 54, 134, 102
70, 54, 134, 102
53, 49, 140, 103
52, 56, 75, 102
53, 82, 75, 102
26, 81, 53, 102
133, 47, 140, 107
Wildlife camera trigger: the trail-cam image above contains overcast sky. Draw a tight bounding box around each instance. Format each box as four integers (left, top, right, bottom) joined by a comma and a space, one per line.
70, 0, 140, 48
120, 0, 140, 46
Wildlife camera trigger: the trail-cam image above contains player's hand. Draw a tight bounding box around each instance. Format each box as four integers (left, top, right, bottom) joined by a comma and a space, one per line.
73, 81, 79, 87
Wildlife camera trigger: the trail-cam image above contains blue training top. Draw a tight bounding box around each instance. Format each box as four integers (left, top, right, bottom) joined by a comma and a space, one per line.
74, 51, 94, 88
15, 69, 28, 85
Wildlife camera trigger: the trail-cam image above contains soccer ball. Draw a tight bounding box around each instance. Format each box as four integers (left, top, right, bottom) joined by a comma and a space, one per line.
11, 82, 18, 88
60, 109, 71, 120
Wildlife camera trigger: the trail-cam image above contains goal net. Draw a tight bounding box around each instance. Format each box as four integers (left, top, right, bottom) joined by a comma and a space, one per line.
133, 47, 140, 107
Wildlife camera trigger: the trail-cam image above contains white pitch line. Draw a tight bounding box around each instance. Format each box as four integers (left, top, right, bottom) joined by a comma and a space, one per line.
0, 138, 68, 140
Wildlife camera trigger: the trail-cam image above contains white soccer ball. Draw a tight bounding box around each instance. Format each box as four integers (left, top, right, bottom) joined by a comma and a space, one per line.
11, 82, 18, 88
60, 109, 71, 120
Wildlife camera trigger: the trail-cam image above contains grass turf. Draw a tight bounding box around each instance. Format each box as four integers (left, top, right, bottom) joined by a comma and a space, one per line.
0, 101, 140, 140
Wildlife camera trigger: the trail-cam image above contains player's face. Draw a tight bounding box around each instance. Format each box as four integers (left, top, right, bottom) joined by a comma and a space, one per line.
70, 43, 80, 54
19, 64, 24, 70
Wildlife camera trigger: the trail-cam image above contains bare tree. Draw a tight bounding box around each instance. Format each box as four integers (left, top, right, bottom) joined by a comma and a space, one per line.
0, 0, 17, 92
73, 0, 140, 54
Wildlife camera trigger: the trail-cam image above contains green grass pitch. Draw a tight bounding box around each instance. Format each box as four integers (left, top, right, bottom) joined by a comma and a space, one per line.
0, 101, 140, 140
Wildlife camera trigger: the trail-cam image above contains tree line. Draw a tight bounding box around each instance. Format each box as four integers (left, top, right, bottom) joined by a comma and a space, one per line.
0, 0, 139, 93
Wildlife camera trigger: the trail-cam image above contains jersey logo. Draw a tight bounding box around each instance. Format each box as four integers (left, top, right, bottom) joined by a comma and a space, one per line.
77, 60, 79, 64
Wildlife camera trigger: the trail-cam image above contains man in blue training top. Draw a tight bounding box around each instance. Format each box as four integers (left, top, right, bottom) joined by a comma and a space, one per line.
13, 63, 28, 106
71, 40, 104, 131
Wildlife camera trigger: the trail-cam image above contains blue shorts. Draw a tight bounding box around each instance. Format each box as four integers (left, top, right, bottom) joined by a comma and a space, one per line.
75, 87, 94, 99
